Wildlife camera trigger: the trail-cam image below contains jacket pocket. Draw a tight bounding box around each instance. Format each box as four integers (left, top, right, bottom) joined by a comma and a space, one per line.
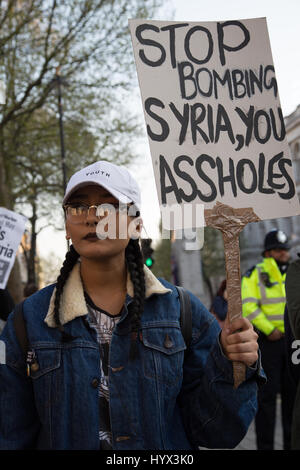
30, 347, 61, 379
30, 346, 61, 417
141, 324, 186, 385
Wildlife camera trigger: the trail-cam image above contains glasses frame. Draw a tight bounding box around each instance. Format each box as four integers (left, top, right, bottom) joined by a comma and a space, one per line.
63, 201, 142, 239
63, 201, 141, 220
63, 202, 130, 218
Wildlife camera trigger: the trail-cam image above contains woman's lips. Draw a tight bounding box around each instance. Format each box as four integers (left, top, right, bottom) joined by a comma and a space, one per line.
83, 232, 99, 240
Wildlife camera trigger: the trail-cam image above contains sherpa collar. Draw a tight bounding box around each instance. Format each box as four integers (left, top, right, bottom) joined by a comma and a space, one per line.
44, 262, 171, 328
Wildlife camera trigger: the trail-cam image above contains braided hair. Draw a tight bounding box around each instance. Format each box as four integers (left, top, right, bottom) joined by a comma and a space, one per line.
53, 244, 80, 330
53, 238, 146, 357
125, 237, 146, 359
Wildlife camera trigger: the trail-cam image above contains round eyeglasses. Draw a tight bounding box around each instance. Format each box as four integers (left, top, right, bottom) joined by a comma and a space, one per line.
63, 202, 129, 223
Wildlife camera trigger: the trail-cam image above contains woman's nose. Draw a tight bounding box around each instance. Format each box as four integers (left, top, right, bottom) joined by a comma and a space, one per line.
85, 206, 99, 224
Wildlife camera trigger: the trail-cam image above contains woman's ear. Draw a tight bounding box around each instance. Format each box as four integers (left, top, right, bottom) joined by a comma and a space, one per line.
65, 218, 71, 240
136, 217, 143, 235
128, 216, 143, 240
65, 226, 71, 240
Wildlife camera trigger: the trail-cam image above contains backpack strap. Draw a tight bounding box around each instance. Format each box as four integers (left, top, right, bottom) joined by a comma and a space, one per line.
13, 300, 28, 359
176, 286, 192, 349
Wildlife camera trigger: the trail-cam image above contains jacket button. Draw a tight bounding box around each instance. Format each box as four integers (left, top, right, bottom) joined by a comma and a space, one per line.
116, 436, 131, 442
111, 366, 124, 373
164, 334, 174, 348
91, 378, 99, 388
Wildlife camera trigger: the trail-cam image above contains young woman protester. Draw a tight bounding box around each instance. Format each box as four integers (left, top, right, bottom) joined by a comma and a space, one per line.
0, 161, 263, 450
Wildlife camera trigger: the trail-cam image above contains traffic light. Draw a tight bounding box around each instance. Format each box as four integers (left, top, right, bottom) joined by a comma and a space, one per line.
141, 238, 154, 269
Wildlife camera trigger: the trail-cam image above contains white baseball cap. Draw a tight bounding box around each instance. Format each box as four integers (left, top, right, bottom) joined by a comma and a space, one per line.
63, 161, 141, 209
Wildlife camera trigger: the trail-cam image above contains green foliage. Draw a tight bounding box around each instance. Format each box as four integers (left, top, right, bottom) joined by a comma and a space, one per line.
0, 0, 171, 284
0, 0, 169, 205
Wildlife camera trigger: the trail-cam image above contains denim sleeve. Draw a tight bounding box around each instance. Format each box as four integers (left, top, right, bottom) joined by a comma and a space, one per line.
0, 312, 40, 449
178, 292, 264, 449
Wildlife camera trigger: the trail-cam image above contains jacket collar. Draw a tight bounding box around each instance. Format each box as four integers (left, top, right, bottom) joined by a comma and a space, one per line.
44, 262, 171, 328
262, 257, 287, 279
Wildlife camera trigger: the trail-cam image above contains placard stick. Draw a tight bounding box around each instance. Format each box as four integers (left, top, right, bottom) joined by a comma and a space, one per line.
205, 202, 260, 388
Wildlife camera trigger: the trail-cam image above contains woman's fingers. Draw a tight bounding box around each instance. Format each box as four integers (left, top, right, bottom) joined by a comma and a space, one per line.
220, 316, 259, 367
225, 351, 258, 365
225, 340, 258, 354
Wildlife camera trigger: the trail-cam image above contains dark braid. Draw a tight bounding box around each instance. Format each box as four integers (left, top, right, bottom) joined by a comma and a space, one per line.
125, 238, 146, 359
54, 244, 80, 329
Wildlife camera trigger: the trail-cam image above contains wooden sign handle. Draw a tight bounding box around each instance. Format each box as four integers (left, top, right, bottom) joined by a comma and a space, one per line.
222, 232, 245, 388
204, 202, 260, 388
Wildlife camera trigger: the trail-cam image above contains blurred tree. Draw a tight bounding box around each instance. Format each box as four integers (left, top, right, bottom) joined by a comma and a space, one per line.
9, 107, 99, 285
0, 0, 170, 296
0, 0, 167, 204
39, 250, 63, 287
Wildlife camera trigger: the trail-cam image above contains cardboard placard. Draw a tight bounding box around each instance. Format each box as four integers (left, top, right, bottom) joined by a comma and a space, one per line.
129, 18, 300, 228
0, 208, 27, 289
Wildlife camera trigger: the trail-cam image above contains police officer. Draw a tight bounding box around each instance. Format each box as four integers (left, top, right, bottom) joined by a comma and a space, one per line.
242, 229, 296, 450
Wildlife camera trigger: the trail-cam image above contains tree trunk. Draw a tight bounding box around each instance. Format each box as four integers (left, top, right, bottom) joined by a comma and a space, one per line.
28, 205, 37, 285
0, 140, 24, 302
6, 258, 23, 304
0, 142, 11, 208
28, 247, 37, 285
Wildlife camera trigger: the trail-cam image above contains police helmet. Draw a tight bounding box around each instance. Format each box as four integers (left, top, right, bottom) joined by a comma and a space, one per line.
263, 229, 290, 253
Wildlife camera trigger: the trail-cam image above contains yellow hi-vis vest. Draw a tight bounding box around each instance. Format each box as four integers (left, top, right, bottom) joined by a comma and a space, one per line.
241, 257, 286, 336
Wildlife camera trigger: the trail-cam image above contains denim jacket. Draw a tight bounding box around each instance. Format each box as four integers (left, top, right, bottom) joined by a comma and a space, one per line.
0, 264, 264, 450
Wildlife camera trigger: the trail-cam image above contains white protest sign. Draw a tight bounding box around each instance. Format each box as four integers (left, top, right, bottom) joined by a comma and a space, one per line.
129, 18, 300, 229
0, 208, 27, 289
